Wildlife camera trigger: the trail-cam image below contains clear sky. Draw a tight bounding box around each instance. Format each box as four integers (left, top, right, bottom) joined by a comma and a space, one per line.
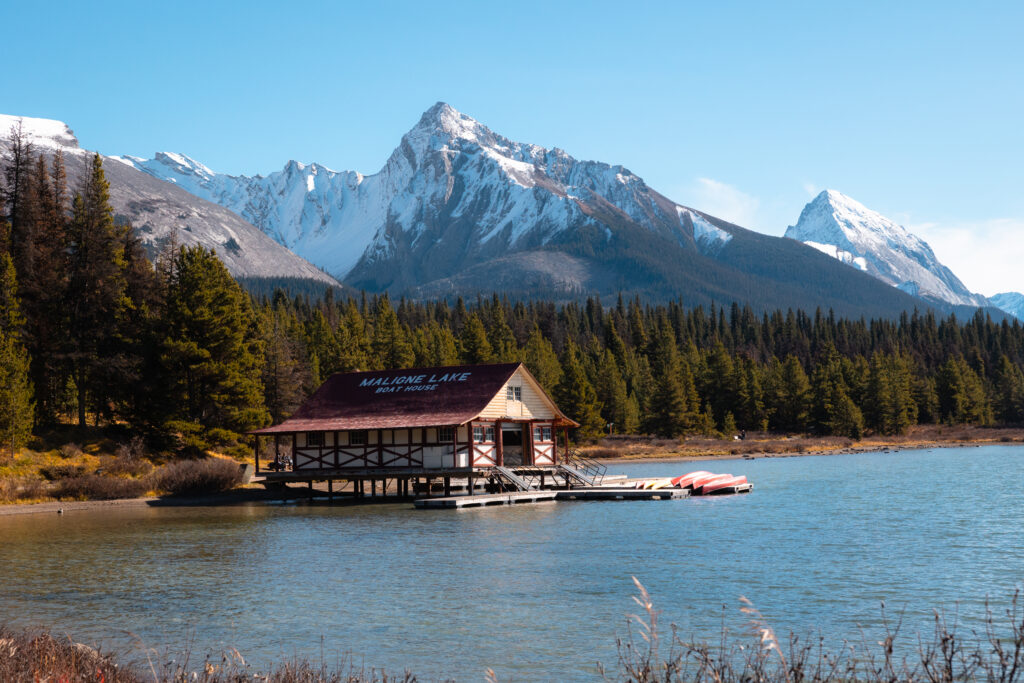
3, 0, 1022, 295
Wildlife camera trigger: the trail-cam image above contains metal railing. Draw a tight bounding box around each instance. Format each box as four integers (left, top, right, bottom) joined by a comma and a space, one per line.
492, 466, 533, 492
561, 449, 607, 486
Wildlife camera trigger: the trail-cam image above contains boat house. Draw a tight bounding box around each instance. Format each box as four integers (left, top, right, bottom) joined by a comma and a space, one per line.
250, 363, 583, 494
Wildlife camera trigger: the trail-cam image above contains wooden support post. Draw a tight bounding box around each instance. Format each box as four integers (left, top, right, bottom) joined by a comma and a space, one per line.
495, 420, 503, 467
371, 479, 377, 497
254, 437, 260, 474
540, 472, 545, 489
467, 474, 474, 496
327, 479, 333, 501
444, 476, 451, 497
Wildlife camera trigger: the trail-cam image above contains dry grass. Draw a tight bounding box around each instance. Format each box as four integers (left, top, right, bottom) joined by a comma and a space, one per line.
3, 586, 1022, 682
150, 457, 244, 497
602, 580, 1024, 683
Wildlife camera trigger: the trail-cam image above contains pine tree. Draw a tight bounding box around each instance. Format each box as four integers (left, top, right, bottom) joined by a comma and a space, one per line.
458, 313, 494, 364
160, 245, 267, 440
643, 320, 689, 437
370, 294, 414, 369
767, 355, 811, 433
522, 325, 561, 391
555, 341, 604, 441
261, 307, 309, 423
66, 154, 127, 427
0, 254, 34, 454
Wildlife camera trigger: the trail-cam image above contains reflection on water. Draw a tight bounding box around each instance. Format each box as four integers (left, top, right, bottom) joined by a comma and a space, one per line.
1, 446, 1022, 681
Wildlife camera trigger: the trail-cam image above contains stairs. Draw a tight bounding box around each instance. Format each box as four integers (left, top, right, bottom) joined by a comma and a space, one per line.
492, 466, 533, 492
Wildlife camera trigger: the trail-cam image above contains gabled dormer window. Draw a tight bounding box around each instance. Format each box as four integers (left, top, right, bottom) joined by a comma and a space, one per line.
506, 385, 522, 401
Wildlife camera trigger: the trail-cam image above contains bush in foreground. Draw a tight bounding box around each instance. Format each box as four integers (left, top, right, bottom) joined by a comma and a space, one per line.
151, 458, 243, 496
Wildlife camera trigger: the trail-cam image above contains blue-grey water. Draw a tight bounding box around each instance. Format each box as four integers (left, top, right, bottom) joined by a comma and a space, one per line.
1, 445, 1022, 681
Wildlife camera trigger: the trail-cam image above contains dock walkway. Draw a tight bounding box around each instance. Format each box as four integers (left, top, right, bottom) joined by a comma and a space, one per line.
413, 487, 689, 509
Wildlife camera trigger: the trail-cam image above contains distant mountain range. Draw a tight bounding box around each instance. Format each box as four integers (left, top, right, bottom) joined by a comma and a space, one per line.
0, 114, 340, 289
1, 105, 1019, 319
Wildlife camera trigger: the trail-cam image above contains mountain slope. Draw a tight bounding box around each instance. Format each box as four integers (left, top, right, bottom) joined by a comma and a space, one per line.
784, 190, 986, 307
990, 292, 1024, 321
118, 104, 988, 318
0, 114, 340, 287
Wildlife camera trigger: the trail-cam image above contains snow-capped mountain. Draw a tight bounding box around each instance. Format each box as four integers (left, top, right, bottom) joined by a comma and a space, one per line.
94, 103, 987, 317
0, 114, 339, 287
990, 292, 1024, 321
121, 103, 735, 289
785, 190, 987, 307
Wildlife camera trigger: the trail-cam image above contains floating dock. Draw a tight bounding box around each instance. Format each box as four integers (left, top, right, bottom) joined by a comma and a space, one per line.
413, 486, 689, 509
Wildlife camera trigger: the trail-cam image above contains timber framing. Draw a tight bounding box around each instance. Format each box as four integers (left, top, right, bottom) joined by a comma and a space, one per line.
249, 363, 578, 482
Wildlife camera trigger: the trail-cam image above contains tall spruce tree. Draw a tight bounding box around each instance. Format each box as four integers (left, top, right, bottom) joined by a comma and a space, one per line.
66, 154, 127, 427
643, 319, 689, 437
0, 253, 34, 453
161, 245, 267, 439
555, 341, 604, 441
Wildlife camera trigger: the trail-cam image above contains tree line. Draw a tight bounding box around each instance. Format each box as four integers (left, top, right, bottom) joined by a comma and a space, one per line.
3, 120, 1024, 453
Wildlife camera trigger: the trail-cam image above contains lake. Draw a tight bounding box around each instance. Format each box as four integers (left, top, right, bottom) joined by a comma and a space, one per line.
1, 445, 1021, 681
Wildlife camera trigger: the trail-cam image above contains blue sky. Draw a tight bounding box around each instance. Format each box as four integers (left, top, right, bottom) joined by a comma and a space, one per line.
3, 0, 1022, 294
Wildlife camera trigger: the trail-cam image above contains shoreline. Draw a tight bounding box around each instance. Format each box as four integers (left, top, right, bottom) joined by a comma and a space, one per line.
595, 439, 999, 464
3, 435, 1021, 516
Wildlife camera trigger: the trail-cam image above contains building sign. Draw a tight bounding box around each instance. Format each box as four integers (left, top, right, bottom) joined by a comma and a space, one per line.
359, 371, 473, 394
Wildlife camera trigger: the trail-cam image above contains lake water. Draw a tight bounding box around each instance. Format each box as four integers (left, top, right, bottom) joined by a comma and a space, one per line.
1, 445, 1022, 681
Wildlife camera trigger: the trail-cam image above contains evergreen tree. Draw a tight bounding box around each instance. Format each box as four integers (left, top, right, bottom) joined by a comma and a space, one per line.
458, 313, 494, 364
370, 294, 414, 369
161, 245, 267, 439
767, 355, 811, 433
0, 254, 34, 453
555, 341, 604, 440
522, 325, 561, 391
643, 320, 689, 437
65, 154, 127, 427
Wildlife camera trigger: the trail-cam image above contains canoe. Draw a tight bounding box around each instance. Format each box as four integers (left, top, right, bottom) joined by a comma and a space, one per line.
671, 470, 713, 488
690, 472, 729, 491
691, 473, 733, 495
648, 478, 673, 490
702, 475, 749, 495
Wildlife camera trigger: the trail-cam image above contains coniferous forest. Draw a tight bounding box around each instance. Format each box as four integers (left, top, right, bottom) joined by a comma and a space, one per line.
2, 127, 1024, 455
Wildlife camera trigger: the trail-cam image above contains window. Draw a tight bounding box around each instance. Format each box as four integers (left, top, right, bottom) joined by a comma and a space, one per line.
349, 430, 367, 445
473, 426, 494, 443
507, 385, 522, 401
438, 426, 454, 442
306, 432, 324, 447
533, 426, 553, 442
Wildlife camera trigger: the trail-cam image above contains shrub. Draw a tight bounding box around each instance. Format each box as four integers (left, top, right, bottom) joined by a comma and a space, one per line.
115, 435, 147, 462
39, 464, 87, 480
151, 458, 243, 497
58, 443, 83, 459
0, 626, 130, 683
99, 454, 153, 478
52, 474, 147, 501
0, 477, 47, 503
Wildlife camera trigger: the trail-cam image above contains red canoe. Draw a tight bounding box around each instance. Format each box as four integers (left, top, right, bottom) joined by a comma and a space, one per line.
701, 475, 750, 495
690, 473, 730, 492
671, 470, 713, 488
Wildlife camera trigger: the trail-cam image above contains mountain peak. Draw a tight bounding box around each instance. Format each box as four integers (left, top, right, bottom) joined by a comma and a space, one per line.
407, 101, 488, 144
785, 190, 985, 307
0, 114, 79, 150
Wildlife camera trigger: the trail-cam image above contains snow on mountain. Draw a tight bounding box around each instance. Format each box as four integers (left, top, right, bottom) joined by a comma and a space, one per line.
785, 190, 987, 307
0, 115, 339, 286
990, 292, 1024, 321
0, 114, 81, 151
121, 102, 716, 285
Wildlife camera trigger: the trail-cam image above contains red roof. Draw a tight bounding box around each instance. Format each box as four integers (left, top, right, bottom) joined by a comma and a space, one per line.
250, 362, 576, 434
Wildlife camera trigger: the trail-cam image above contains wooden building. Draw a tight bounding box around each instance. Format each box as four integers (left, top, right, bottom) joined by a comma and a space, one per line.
250, 363, 578, 477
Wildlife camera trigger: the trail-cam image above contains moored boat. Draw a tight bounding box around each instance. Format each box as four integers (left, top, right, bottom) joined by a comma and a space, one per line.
689, 472, 730, 492
671, 470, 713, 488
701, 475, 751, 495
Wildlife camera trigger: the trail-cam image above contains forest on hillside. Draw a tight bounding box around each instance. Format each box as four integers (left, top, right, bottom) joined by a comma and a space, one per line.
2, 122, 1024, 457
